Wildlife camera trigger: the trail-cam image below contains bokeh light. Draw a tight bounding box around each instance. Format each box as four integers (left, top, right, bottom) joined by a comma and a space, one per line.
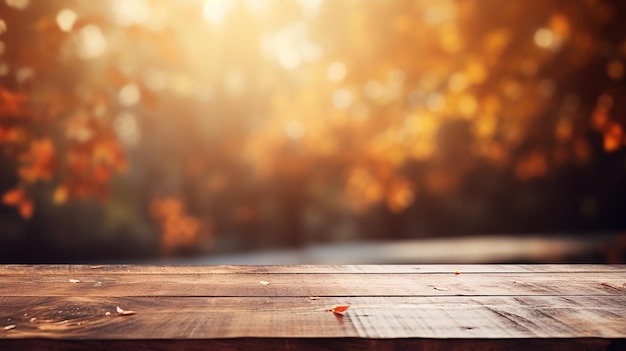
0, 0, 625, 263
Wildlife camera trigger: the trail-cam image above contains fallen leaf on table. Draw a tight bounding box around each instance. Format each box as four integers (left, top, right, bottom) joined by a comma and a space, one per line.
433, 286, 449, 291
326, 305, 350, 315
3, 325, 16, 330
68, 279, 80, 283
105, 312, 111, 316
29, 318, 37, 322
116, 306, 136, 315
259, 281, 270, 285
454, 270, 461, 275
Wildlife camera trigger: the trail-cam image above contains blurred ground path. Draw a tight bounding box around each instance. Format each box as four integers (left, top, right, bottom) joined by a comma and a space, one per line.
165, 234, 623, 265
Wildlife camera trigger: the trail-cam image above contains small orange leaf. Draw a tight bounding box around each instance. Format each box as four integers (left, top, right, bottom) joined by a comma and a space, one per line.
454, 270, 461, 275
327, 305, 350, 315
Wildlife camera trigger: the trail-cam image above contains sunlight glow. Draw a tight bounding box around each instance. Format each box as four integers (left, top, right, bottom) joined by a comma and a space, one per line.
114, 112, 141, 146
56, 9, 77, 32
118, 84, 141, 107
203, 0, 230, 24
327, 61, 347, 82
77, 25, 107, 60
332, 89, 352, 109
112, 0, 151, 26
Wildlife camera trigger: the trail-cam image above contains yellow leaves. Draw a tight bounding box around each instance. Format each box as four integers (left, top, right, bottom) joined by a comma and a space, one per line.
346, 167, 383, 213
53, 186, 68, 204
347, 166, 415, 213
483, 28, 511, 55
386, 178, 415, 213
464, 60, 487, 84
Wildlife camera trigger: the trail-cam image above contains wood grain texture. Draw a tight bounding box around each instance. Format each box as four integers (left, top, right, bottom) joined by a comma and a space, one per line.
0, 272, 623, 297
0, 338, 622, 351
1, 296, 625, 339
1, 265, 625, 350
0, 264, 624, 275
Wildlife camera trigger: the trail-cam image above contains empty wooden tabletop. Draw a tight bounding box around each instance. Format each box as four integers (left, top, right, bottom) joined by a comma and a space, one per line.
0, 265, 625, 350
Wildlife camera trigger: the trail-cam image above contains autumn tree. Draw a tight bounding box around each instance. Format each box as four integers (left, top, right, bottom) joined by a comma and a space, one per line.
1, 0, 625, 257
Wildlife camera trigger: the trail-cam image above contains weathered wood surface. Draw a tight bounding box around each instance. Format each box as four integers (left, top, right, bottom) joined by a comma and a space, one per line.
1, 265, 625, 351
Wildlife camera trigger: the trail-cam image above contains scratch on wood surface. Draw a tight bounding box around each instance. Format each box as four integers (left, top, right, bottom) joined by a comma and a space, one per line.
484, 306, 535, 334
600, 282, 624, 290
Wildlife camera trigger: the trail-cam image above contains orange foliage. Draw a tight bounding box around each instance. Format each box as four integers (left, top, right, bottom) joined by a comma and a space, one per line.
18, 138, 56, 183
0, 0, 624, 224
0, 89, 27, 117
150, 197, 209, 253
2, 188, 34, 219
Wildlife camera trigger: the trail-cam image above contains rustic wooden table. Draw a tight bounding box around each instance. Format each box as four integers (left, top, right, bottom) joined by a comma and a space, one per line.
0, 265, 625, 350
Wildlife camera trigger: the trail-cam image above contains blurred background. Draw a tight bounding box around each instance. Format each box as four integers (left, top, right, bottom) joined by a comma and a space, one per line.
1, 0, 625, 264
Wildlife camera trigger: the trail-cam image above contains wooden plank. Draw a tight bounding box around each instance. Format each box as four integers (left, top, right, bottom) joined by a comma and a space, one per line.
0, 264, 624, 275
0, 338, 620, 351
2, 265, 625, 351
1, 296, 625, 339
0, 272, 623, 297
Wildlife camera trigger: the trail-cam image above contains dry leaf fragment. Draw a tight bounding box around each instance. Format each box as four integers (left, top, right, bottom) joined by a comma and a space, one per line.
454, 270, 461, 275
116, 306, 136, 315
3, 325, 16, 330
327, 305, 350, 315
89, 265, 104, 269
29, 318, 37, 322
69, 279, 80, 283
259, 280, 270, 285
105, 312, 111, 316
